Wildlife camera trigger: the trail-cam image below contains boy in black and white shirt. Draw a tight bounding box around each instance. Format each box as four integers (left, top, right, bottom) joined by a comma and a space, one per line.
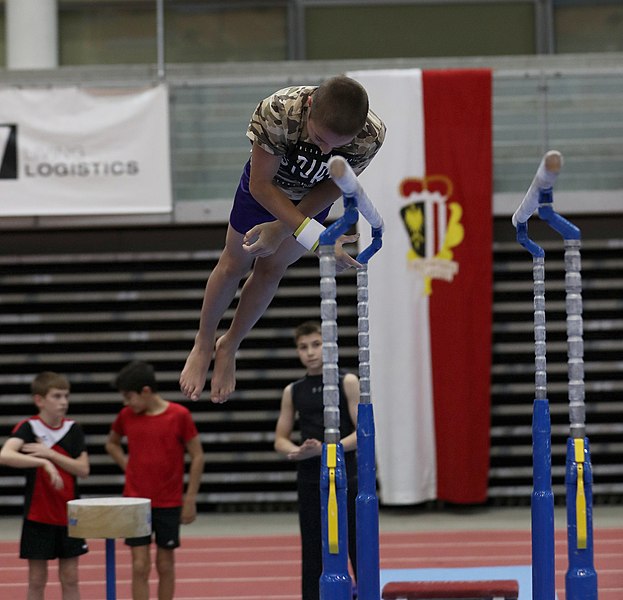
0, 371, 89, 600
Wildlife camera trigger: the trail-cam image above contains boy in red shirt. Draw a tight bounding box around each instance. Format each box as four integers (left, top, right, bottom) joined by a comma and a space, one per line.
106, 361, 205, 600
0, 371, 90, 600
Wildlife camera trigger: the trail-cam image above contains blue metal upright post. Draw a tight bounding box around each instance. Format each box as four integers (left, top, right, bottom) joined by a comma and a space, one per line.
318, 197, 359, 600
537, 192, 598, 600
516, 219, 556, 600
565, 437, 597, 600
321, 155, 385, 600
354, 228, 382, 600
105, 538, 116, 600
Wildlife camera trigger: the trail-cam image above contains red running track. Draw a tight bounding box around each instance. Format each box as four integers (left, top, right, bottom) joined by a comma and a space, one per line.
0, 528, 620, 599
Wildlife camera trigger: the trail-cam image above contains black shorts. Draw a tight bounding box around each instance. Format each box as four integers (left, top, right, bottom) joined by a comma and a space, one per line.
125, 506, 181, 550
20, 519, 89, 560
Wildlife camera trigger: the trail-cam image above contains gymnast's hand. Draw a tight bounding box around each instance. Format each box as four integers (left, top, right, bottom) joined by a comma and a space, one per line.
243, 221, 290, 257
287, 438, 323, 461
334, 234, 363, 273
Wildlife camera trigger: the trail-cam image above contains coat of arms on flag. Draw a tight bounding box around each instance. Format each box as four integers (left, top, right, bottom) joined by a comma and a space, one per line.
399, 175, 463, 294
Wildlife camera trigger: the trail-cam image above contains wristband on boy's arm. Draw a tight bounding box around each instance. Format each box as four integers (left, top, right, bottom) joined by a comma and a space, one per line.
293, 217, 326, 252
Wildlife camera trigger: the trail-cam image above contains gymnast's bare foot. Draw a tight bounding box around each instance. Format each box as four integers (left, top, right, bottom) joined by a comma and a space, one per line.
180, 342, 213, 401
210, 336, 237, 403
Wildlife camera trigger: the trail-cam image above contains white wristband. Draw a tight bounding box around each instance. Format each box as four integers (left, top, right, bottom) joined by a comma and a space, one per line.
294, 218, 326, 251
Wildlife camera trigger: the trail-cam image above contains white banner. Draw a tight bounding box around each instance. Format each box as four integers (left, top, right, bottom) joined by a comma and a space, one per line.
0, 85, 171, 216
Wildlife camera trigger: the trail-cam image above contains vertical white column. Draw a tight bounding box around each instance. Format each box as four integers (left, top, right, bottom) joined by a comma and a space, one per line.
6, 0, 58, 69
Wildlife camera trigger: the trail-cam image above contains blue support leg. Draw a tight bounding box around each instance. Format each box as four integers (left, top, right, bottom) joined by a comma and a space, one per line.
105, 538, 116, 600
356, 403, 380, 600
320, 442, 353, 600
565, 437, 598, 600
531, 399, 556, 600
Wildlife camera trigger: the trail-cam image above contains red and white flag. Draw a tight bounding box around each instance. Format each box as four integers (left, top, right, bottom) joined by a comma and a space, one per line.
351, 69, 493, 504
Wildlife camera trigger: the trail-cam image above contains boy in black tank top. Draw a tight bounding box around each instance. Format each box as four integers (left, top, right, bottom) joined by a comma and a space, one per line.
274, 321, 359, 600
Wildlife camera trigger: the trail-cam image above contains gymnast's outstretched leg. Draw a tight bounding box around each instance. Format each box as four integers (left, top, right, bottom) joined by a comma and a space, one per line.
179, 224, 255, 401
209, 235, 307, 403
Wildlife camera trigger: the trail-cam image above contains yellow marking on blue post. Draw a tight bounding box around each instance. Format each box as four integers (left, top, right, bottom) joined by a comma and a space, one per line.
574, 439, 587, 549
574, 438, 585, 464
327, 444, 339, 554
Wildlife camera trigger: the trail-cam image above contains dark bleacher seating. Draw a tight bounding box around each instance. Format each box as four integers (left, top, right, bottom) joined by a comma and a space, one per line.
0, 218, 621, 513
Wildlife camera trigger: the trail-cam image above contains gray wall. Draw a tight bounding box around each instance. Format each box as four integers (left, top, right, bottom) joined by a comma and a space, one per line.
1, 53, 622, 231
